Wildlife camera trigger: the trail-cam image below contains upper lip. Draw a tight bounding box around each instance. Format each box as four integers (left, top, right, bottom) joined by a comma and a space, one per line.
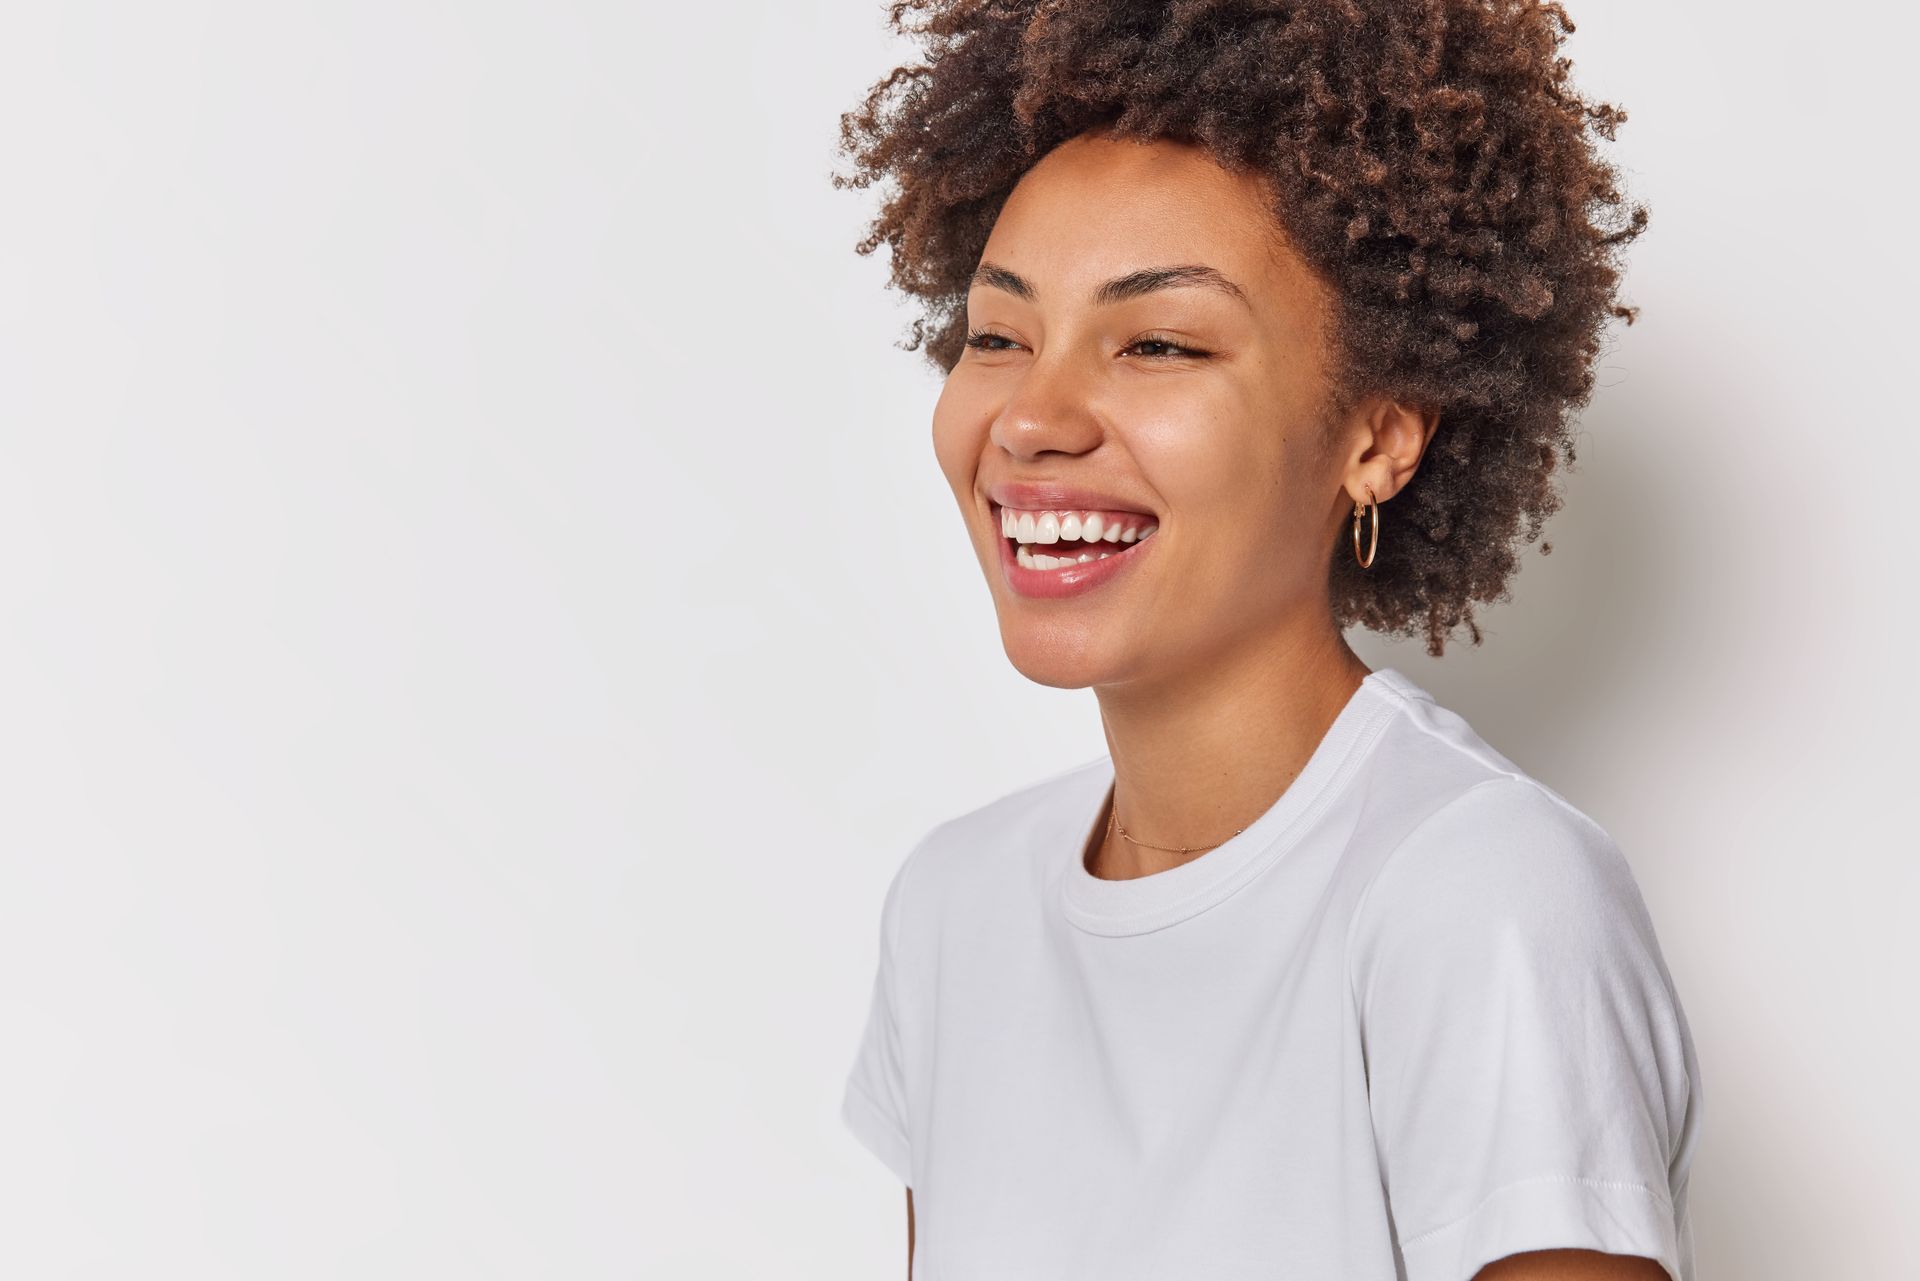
986, 480, 1159, 517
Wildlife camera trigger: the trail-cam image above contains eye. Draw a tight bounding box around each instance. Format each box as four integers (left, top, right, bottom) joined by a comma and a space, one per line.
1123, 333, 1211, 361
963, 328, 1023, 353
961, 329, 1212, 359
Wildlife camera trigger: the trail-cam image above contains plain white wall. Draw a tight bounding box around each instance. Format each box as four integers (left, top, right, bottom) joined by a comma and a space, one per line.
0, 2, 1910, 1276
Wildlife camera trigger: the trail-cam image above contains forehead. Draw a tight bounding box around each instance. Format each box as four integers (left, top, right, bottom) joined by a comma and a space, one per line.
979, 133, 1320, 309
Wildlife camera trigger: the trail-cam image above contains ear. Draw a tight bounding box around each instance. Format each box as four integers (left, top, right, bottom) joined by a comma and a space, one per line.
1339, 395, 1439, 508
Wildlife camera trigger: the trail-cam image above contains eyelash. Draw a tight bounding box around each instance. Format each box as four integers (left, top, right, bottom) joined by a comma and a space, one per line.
962, 329, 1212, 361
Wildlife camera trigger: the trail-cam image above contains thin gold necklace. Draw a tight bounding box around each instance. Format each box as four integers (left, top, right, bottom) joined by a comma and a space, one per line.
1105, 803, 1243, 862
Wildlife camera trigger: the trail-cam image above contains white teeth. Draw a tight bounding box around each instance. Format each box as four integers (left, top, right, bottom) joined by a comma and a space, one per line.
1001, 508, 1158, 572
1016, 545, 1119, 570
999, 508, 1154, 545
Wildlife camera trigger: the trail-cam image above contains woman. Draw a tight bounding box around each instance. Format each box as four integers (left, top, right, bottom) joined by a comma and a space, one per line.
832, 3, 1703, 1279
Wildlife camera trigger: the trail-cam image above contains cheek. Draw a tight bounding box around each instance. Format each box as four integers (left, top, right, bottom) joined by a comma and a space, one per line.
930, 372, 1000, 505
1126, 385, 1287, 512
1127, 387, 1327, 560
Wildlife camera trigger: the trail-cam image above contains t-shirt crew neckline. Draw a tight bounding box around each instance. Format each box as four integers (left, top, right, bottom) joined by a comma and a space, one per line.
1058, 667, 1421, 938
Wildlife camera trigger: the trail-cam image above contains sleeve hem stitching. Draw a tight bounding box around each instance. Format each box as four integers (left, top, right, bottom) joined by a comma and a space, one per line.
1397, 1173, 1674, 1250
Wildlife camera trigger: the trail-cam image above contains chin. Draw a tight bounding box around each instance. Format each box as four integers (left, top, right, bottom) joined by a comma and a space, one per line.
997, 622, 1123, 690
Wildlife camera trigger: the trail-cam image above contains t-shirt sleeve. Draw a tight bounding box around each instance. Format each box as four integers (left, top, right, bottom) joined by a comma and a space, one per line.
1349, 777, 1703, 1281
839, 842, 920, 1187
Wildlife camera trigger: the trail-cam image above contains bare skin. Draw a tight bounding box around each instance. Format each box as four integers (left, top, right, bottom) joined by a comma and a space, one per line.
911, 129, 1661, 1281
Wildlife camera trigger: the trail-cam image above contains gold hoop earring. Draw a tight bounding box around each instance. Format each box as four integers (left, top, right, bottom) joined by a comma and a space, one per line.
1352, 486, 1379, 569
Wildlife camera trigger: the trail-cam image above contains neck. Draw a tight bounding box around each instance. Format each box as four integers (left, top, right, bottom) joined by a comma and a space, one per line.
1087, 623, 1371, 882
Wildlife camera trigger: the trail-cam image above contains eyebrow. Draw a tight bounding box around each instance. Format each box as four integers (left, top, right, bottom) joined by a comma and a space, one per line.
969, 260, 1251, 309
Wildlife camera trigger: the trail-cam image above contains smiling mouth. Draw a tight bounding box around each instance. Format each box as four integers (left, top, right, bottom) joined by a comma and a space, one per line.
996, 504, 1160, 569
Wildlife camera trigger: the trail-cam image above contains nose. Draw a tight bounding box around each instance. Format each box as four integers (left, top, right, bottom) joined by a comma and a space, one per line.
987, 350, 1105, 463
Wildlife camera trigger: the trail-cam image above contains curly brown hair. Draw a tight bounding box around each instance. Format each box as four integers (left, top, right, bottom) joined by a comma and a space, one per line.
832, 0, 1646, 656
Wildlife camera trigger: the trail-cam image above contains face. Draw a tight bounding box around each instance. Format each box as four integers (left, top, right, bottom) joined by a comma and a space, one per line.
932, 131, 1358, 691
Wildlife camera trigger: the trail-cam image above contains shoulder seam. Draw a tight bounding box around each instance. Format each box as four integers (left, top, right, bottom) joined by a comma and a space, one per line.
1369, 689, 1613, 845
1376, 682, 1521, 782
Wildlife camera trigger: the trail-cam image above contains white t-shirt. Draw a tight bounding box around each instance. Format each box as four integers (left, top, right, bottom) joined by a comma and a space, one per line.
840, 667, 1703, 1281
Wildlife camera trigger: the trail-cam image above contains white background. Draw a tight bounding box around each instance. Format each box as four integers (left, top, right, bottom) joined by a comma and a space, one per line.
0, 2, 1911, 1277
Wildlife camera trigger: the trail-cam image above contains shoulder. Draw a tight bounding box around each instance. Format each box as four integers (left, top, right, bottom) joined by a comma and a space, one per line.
931, 753, 1106, 843
1347, 772, 1668, 1001
1376, 772, 1633, 900
878, 754, 1108, 931
1351, 674, 1649, 929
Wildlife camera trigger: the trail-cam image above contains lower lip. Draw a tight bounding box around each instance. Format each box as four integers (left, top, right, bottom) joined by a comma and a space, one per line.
997, 520, 1158, 600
